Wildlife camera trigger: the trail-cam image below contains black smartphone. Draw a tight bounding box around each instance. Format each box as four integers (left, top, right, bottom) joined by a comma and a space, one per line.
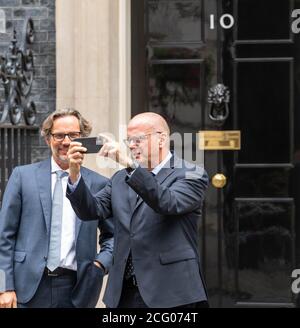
73, 137, 103, 154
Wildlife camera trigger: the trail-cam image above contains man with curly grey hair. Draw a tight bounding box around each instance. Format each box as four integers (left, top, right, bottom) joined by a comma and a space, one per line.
0, 109, 114, 308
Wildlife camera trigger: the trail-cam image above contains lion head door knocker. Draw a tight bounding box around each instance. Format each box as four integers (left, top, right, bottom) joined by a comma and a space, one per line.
207, 83, 230, 124
0, 18, 36, 125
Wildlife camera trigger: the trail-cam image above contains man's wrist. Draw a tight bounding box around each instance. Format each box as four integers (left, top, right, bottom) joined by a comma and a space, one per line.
0, 290, 15, 294
94, 260, 106, 272
126, 160, 138, 174
69, 174, 80, 185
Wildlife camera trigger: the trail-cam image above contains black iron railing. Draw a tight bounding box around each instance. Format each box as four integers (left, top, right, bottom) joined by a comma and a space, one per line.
0, 17, 37, 206
0, 125, 38, 205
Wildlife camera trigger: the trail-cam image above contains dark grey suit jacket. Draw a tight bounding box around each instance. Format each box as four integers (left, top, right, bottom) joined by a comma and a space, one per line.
67, 155, 208, 308
0, 158, 114, 307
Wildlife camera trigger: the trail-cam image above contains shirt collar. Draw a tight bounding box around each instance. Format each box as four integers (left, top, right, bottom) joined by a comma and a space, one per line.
51, 157, 69, 174
151, 151, 172, 176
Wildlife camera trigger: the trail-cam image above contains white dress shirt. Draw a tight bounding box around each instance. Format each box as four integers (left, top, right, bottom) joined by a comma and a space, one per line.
51, 158, 77, 271
151, 151, 172, 175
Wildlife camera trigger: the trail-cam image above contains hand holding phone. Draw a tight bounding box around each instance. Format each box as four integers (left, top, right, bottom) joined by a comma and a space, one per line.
73, 137, 103, 154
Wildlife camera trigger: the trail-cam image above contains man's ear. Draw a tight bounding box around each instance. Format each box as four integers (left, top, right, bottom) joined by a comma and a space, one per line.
159, 133, 167, 148
45, 136, 50, 146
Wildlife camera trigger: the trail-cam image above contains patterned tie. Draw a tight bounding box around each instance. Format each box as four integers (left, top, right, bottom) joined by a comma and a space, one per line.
47, 170, 68, 271
124, 252, 135, 280
125, 194, 139, 279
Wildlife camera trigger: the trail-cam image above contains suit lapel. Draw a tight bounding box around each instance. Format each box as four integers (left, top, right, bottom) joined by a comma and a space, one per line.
75, 215, 82, 241
128, 184, 137, 214
36, 158, 52, 234
75, 168, 90, 240
134, 193, 143, 211
36, 160, 91, 240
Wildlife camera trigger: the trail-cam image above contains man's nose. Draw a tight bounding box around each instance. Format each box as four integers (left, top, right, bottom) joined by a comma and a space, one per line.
129, 141, 137, 149
62, 135, 71, 144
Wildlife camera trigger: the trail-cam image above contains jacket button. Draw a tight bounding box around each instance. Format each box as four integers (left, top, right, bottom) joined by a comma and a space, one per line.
44, 256, 47, 261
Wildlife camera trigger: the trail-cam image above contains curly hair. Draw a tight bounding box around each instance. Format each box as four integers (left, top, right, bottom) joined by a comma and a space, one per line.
41, 108, 92, 138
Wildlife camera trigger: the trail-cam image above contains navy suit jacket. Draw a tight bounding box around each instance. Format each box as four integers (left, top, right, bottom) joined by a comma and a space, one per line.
0, 158, 114, 307
67, 155, 208, 308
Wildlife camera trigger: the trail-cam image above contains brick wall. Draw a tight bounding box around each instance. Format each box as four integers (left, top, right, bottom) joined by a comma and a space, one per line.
0, 0, 56, 162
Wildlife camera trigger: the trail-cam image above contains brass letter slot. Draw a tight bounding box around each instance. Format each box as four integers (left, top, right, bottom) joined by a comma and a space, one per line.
199, 130, 241, 150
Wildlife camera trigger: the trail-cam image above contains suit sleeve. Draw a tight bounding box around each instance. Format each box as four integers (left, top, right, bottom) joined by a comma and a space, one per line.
0, 168, 22, 292
66, 176, 112, 221
126, 166, 208, 216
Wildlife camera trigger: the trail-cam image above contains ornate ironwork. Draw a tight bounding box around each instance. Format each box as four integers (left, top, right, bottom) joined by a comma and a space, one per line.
207, 83, 230, 123
0, 18, 36, 125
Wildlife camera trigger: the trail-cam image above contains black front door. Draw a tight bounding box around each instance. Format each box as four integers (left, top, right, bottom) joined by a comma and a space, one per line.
131, 0, 300, 307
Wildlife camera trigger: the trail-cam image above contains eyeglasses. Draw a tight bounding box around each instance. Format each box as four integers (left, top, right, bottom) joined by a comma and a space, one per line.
50, 132, 81, 142
123, 132, 162, 146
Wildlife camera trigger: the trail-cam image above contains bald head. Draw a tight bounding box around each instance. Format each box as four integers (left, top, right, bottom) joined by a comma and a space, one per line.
127, 112, 170, 169
128, 112, 170, 135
